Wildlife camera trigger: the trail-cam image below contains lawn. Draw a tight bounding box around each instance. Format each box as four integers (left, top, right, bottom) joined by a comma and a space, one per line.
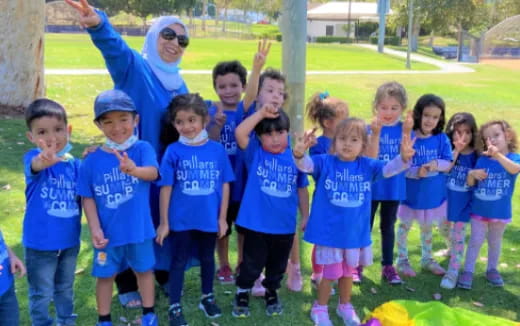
1, 36, 520, 325
45, 33, 437, 71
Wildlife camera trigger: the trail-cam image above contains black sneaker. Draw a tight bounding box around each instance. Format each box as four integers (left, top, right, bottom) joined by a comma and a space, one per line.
264, 289, 283, 316
168, 304, 188, 326
232, 291, 250, 318
198, 293, 222, 318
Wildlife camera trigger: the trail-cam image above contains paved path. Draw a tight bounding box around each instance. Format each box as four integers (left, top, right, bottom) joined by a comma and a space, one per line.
45, 44, 475, 76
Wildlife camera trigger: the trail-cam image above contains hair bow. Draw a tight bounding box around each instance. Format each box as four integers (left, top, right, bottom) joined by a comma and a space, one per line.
319, 91, 330, 100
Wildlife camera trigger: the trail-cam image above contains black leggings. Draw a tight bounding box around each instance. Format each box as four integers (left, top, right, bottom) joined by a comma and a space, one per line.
370, 200, 399, 266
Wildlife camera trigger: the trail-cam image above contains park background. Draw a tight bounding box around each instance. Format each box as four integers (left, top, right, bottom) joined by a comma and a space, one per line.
1, 0, 520, 325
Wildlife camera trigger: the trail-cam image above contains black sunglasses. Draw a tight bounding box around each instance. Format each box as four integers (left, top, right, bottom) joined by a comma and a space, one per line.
159, 27, 189, 48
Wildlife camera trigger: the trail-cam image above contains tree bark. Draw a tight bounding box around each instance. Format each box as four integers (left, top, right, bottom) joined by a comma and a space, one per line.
0, 0, 45, 114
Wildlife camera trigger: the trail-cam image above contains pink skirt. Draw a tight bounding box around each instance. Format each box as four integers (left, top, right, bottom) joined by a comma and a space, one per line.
315, 245, 373, 267
398, 201, 447, 226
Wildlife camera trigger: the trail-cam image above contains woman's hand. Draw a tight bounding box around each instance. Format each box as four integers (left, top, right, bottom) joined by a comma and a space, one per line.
64, 0, 101, 28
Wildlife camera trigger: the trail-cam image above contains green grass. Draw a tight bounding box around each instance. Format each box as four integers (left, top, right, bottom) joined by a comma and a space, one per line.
2, 39, 520, 325
44, 33, 437, 70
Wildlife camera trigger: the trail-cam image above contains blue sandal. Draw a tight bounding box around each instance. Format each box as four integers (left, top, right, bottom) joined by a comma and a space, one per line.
118, 291, 142, 309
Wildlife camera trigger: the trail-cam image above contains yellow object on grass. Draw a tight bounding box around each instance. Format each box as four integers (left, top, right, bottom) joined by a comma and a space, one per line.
366, 300, 517, 326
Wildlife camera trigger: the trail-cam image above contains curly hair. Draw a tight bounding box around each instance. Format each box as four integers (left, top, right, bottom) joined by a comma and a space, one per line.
478, 120, 518, 153
306, 92, 349, 129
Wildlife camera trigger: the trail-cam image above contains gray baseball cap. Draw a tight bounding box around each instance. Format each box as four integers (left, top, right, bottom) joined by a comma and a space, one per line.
94, 89, 136, 120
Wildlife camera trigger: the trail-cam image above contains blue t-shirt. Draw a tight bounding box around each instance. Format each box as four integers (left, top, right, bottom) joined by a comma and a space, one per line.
77, 141, 158, 247
88, 11, 189, 156
236, 136, 309, 234
471, 153, 520, 219
0, 231, 13, 296
304, 155, 386, 249
403, 133, 453, 209
310, 135, 332, 156
158, 140, 235, 232
23, 149, 81, 251
371, 122, 407, 201
446, 152, 478, 222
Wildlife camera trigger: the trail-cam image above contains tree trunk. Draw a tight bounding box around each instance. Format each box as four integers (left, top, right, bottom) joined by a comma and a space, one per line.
202, 0, 207, 32
0, 1, 45, 115
222, 6, 228, 32
411, 20, 420, 52
429, 30, 435, 47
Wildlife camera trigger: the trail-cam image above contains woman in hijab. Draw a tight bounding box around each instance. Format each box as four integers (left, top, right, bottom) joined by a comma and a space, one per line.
65, 0, 190, 308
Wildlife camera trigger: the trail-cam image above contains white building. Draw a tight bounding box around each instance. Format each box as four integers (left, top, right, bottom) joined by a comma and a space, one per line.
307, 2, 390, 39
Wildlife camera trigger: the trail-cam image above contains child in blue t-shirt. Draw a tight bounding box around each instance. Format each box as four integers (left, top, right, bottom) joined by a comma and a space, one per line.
458, 120, 520, 290
206, 59, 249, 285
292, 117, 415, 325
78, 90, 159, 326
439, 112, 478, 289
367, 82, 413, 285
396, 94, 453, 278
156, 93, 234, 325
23, 99, 82, 326
231, 106, 309, 318
0, 230, 25, 326
305, 91, 349, 288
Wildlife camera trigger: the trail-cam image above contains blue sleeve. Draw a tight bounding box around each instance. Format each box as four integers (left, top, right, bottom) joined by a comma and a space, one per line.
310, 154, 325, 181
158, 146, 176, 186
140, 142, 159, 168
220, 148, 235, 183
297, 171, 309, 188
368, 157, 386, 182
23, 150, 39, 180
440, 133, 453, 161
77, 160, 93, 198
87, 10, 136, 86
243, 135, 260, 168
235, 100, 256, 125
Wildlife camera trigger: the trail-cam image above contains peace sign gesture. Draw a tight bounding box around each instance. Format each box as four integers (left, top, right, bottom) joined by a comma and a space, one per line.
293, 127, 318, 159
252, 39, 272, 72
400, 134, 416, 163
452, 130, 469, 153
403, 111, 414, 134
36, 138, 63, 168
64, 0, 101, 28
483, 138, 499, 158
112, 149, 136, 174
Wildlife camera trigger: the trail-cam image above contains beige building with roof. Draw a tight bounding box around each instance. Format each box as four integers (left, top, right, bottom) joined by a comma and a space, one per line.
307, 1, 389, 39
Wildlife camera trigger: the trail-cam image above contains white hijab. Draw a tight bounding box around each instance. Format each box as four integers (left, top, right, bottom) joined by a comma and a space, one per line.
142, 16, 189, 93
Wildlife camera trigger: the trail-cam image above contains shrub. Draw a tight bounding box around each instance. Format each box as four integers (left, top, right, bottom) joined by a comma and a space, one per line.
315, 36, 354, 44
370, 36, 401, 46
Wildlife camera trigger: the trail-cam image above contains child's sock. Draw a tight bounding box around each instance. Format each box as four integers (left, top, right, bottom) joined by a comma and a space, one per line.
419, 223, 433, 264
143, 306, 155, 315
98, 314, 111, 322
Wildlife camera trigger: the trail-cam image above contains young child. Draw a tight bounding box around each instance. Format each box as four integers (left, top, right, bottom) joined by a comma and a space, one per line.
155, 93, 234, 326
232, 106, 309, 318
368, 82, 413, 285
458, 120, 520, 289
396, 94, 453, 277
207, 42, 271, 286
292, 118, 415, 325
306, 91, 349, 288
0, 230, 26, 326
23, 99, 82, 326
78, 89, 159, 326
440, 112, 478, 289
207, 60, 248, 284
234, 43, 309, 294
